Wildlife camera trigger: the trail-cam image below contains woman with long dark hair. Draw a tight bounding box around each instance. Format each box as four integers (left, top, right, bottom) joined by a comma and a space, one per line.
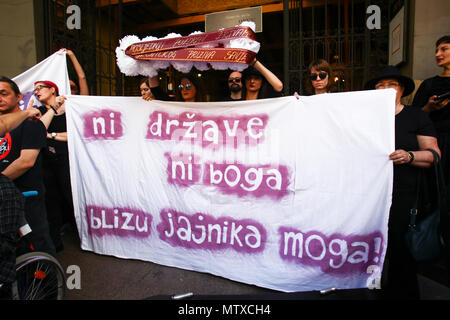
174, 74, 207, 102
242, 59, 283, 100
139, 77, 155, 101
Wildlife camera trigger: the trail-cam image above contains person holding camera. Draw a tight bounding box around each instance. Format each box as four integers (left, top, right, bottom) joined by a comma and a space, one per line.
412, 35, 450, 183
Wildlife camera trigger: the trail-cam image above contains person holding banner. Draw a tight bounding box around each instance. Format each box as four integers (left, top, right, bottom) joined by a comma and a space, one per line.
306, 59, 335, 95
147, 74, 205, 102
0, 76, 56, 257
139, 78, 155, 101
63, 49, 89, 96
365, 66, 441, 299
33, 80, 74, 252
146, 75, 170, 101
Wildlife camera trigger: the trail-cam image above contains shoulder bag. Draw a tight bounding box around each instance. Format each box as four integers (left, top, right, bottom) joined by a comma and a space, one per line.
405, 149, 446, 261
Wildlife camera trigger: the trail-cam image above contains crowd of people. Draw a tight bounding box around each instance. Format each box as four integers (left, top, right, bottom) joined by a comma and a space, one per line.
0, 34, 449, 300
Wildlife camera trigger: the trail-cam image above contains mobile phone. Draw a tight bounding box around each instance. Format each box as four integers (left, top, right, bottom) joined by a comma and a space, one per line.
436, 91, 450, 102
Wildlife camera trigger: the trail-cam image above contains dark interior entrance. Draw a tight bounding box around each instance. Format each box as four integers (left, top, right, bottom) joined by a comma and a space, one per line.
38, 0, 390, 99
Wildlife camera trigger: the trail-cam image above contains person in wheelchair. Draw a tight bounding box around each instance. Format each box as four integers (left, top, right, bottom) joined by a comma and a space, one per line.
0, 77, 56, 259
0, 174, 25, 299
0, 77, 43, 298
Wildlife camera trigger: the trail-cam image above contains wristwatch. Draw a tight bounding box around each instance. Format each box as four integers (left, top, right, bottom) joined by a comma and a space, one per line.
51, 132, 57, 140
407, 151, 415, 164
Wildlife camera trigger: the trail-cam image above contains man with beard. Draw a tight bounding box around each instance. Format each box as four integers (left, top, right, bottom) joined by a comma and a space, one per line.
224, 71, 244, 101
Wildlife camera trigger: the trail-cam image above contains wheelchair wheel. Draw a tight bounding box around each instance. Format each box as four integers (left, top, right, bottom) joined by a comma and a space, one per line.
13, 252, 66, 300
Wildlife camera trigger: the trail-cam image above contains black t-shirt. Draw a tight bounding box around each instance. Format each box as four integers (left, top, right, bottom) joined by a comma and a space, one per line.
0, 119, 47, 193
221, 95, 244, 101
256, 86, 283, 99
38, 106, 68, 156
394, 106, 436, 190
412, 76, 450, 132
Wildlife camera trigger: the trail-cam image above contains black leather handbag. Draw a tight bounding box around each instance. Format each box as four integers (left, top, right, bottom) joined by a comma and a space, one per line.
405, 149, 446, 261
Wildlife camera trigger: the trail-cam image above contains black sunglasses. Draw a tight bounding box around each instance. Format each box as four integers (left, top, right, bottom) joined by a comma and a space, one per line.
310, 72, 328, 81
228, 77, 242, 83
178, 83, 192, 91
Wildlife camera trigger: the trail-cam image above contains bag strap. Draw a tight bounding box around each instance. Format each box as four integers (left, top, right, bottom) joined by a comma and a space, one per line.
426, 149, 445, 207
428, 149, 442, 206
409, 168, 422, 228
427, 149, 450, 236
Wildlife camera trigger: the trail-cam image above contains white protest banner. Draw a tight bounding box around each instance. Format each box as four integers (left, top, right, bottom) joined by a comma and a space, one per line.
66, 90, 395, 292
12, 50, 71, 110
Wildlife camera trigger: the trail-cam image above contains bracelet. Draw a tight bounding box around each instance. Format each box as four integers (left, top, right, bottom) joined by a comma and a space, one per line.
407, 151, 415, 164
49, 105, 58, 113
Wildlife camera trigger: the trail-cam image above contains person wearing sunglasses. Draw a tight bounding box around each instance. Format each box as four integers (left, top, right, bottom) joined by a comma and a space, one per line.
175, 75, 206, 102
306, 59, 335, 95
223, 71, 244, 101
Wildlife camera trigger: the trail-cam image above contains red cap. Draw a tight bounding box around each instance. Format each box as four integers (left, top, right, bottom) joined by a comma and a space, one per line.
34, 80, 59, 96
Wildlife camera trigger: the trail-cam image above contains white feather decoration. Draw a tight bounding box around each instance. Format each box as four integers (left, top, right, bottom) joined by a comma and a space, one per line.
116, 22, 260, 76
115, 35, 142, 76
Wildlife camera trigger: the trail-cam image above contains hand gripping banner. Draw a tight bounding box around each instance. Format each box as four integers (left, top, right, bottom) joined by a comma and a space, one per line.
116, 22, 260, 77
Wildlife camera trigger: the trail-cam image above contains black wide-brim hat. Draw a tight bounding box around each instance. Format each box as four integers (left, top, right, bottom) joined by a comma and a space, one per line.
243, 66, 263, 79
364, 65, 415, 97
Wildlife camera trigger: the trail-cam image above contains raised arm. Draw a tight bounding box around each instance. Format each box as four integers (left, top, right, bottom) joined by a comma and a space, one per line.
147, 75, 171, 101
65, 49, 89, 95
39, 96, 66, 129
148, 75, 160, 88
252, 59, 283, 92
0, 108, 41, 136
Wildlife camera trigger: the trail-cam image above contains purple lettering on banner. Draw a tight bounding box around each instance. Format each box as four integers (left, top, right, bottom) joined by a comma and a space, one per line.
165, 152, 202, 187
279, 227, 384, 275
157, 208, 267, 253
145, 110, 268, 148
164, 153, 291, 200
203, 162, 290, 200
83, 109, 123, 140
86, 205, 152, 238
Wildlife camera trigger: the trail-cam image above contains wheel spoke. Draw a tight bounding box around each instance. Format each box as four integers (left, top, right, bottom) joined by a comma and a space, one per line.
15, 253, 66, 300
